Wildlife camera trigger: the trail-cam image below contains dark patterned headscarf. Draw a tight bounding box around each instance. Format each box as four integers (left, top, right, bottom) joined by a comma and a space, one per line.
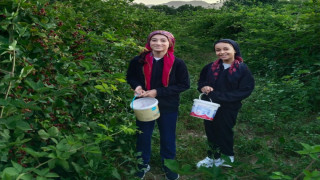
214, 39, 241, 58
210, 39, 243, 80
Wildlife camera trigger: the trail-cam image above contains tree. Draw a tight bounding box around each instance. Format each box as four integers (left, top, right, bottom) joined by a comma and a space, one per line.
151, 5, 177, 15
176, 4, 204, 12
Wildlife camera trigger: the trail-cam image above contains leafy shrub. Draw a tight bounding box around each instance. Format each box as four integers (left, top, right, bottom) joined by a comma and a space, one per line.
0, 0, 166, 179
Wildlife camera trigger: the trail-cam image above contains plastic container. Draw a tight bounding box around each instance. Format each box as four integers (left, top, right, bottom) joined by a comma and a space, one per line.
190, 93, 220, 121
131, 96, 160, 121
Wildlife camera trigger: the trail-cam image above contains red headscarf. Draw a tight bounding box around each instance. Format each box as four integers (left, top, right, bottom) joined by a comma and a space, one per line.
143, 30, 175, 90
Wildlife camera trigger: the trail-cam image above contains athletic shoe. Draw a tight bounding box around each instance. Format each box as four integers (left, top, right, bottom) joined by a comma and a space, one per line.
215, 156, 234, 167
196, 157, 214, 168
135, 164, 150, 179
163, 166, 179, 180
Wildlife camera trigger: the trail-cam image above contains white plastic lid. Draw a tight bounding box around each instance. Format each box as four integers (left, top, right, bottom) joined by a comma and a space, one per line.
131, 97, 159, 110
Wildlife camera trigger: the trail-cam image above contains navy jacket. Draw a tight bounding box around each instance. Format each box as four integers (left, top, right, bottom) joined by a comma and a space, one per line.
198, 62, 254, 110
127, 56, 190, 113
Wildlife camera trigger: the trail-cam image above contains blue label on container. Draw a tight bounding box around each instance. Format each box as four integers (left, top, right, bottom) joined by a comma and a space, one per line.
151, 107, 156, 111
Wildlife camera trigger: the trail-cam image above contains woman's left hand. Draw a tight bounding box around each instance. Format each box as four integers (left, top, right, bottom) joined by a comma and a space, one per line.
142, 89, 157, 98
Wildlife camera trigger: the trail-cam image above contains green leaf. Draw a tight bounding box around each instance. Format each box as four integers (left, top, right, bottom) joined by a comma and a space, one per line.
80, 61, 93, 70
16, 25, 29, 38
17, 173, 33, 180
197, 165, 221, 177
33, 168, 49, 176
23, 148, 47, 158
19, 66, 34, 79
112, 168, 121, 180
0, 35, 9, 45
180, 164, 193, 174
270, 172, 292, 179
94, 85, 104, 91
71, 162, 83, 174
111, 84, 118, 91
11, 99, 28, 108
8, 40, 17, 51
98, 123, 113, 132
303, 170, 320, 179
85, 145, 101, 154
24, 79, 41, 90
12, 161, 23, 173
35, 176, 47, 180
1, 167, 19, 179
48, 159, 56, 169
50, 138, 58, 144
120, 125, 135, 135
297, 143, 320, 155
116, 78, 126, 83
164, 159, 179, 173
94, 83, 112, 93
48, 126, 59, 137
38, 130, 50, 140
0, 129, 10, 141
25, 103, 41, 111
56, 139, 68, 151
55, 74, 74, 86
56, 159, 69, 170
1, 115, 23, 129
45, 173, 59, 178
89, 159, 94, 168
297, 69, 310, 75
16, 121, 32, 131
0, 99, 10, 106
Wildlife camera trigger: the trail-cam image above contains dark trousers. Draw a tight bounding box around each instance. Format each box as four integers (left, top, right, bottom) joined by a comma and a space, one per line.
204, 106, 239, 159
136, 112, 178, 165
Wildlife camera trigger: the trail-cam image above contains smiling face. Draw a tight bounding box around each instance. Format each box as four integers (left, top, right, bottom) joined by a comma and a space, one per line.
214, 42, 236, 64
149, 34, 170, 54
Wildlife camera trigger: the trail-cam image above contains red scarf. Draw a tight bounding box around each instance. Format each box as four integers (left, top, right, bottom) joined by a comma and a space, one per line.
143, 31, 175, 90
143, 50, 175, 90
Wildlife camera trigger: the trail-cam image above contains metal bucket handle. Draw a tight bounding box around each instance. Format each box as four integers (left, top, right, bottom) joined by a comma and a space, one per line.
199, 93, 212, 102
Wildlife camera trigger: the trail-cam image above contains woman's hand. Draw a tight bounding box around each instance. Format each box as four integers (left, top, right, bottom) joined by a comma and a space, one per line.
201, 86, 214, 95
142, 89, 157, 98
134, 86, 146, 97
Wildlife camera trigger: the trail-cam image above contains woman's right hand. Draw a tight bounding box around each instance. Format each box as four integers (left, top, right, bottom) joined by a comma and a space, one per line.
201, 86, 214, 95
134, 86, 145, 97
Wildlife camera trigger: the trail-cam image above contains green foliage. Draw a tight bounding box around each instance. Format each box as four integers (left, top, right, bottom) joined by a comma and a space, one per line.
176, 4, 204, 13
175, 0, 320, 112
151, 5, 177, 15
0, 0, 319, 179
0, 0, 165, 179
150, 4, 204, 15
270, 143, 320, 179
224, 0, 279, 8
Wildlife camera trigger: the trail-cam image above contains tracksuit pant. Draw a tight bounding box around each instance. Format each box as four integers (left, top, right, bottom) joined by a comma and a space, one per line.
136, 112, 178, 165
204, 106, 239, 159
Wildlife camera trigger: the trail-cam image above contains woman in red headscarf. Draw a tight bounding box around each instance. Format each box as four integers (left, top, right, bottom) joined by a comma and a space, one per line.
126, 30, 190, 180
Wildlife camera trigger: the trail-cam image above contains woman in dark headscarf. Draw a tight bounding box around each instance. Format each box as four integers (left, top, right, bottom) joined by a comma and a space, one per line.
196, 39, 254, 168
126, 30, 190, 180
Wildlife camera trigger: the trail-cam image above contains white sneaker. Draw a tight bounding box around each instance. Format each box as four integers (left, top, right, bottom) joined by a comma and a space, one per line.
214, 156, 234, 167
196, 157, 214, 168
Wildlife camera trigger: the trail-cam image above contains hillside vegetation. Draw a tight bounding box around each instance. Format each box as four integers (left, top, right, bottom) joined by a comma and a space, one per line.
0, 0, 319, 179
